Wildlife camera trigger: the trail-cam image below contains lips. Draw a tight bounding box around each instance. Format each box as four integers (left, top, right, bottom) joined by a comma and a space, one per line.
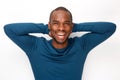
57, 35, 65, 39
57, 32, 65, 35
56, 32, 66, 39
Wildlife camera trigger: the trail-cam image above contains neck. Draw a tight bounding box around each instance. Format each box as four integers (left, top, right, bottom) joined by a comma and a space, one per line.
52, 40, 68, 49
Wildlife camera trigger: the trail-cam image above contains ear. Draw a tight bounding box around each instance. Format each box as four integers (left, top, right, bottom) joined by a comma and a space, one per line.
48, 22, 51, 30
71, 22, 74, 32
48, 22, 52, 37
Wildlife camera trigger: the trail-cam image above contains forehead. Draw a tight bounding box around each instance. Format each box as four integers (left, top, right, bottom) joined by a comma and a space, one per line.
51, 10, 71, 21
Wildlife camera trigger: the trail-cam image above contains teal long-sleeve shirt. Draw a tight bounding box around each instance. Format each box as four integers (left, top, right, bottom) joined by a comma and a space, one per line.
4, 22, 116, 80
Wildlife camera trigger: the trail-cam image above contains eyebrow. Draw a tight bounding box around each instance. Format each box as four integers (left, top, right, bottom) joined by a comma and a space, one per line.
52, 20, 59, 22
52, 20, 71, 23
64, 21, 71, 23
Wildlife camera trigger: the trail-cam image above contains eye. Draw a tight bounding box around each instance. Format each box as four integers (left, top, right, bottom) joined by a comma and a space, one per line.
64, 22, 71, 26
53, 22, 58, 25
52, 21, 59, 25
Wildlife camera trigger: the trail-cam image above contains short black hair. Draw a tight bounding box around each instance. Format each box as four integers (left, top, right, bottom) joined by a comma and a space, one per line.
49, 6, 73, 22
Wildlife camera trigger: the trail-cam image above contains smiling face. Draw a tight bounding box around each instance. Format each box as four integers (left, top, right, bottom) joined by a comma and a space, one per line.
48, 10, 73, 49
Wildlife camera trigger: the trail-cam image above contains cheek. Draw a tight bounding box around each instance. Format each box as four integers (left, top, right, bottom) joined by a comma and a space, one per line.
50, 25, 58, 31
66, 27, 72, 33
50, 28, 57, 36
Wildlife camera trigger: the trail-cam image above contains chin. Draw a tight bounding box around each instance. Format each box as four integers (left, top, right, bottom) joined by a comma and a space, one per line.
57, 41, 66, 44
56, 39, 68, 44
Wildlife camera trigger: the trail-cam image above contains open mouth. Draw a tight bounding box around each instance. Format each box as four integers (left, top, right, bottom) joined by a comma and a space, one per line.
57, 32, 66, 39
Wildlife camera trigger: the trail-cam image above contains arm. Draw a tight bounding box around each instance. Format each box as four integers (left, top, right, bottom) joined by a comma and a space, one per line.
4, 23, 49, 54
73, 22, 116, 52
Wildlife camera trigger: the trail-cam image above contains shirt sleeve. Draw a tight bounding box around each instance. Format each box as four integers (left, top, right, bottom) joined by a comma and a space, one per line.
73, 22, 116, 53
4, 23, 49, 54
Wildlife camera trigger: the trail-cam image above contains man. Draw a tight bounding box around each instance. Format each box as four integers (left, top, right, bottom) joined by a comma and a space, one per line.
4, 7, 116, 80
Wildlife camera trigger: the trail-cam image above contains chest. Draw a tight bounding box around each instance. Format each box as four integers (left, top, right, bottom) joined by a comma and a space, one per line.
28, 38, 88, 80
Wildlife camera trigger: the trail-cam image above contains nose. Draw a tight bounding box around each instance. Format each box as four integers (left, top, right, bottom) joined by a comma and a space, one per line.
59, 24, 65, 31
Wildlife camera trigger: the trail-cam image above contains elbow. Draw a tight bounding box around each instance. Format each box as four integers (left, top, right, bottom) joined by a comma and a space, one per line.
108, 22, 116, 33
101, 22, 116, 33
4, 24, 10, 33
98, 22, 116, 35
4, 23, 14, 35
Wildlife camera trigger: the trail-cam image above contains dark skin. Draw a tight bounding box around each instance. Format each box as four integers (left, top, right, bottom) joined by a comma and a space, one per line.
48, 10, 73, 49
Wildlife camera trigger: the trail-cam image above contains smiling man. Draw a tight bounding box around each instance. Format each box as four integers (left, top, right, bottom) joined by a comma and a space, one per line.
4, 7, 116, 80
48, 8, 73, 49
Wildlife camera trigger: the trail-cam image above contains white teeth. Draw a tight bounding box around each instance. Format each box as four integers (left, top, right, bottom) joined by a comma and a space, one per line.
57, 33, 65, 36
56, 33, 66, 39
58, 35, 65, 39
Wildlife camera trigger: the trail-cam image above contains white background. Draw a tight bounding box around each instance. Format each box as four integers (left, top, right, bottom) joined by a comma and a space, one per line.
0, 0, 120, 80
